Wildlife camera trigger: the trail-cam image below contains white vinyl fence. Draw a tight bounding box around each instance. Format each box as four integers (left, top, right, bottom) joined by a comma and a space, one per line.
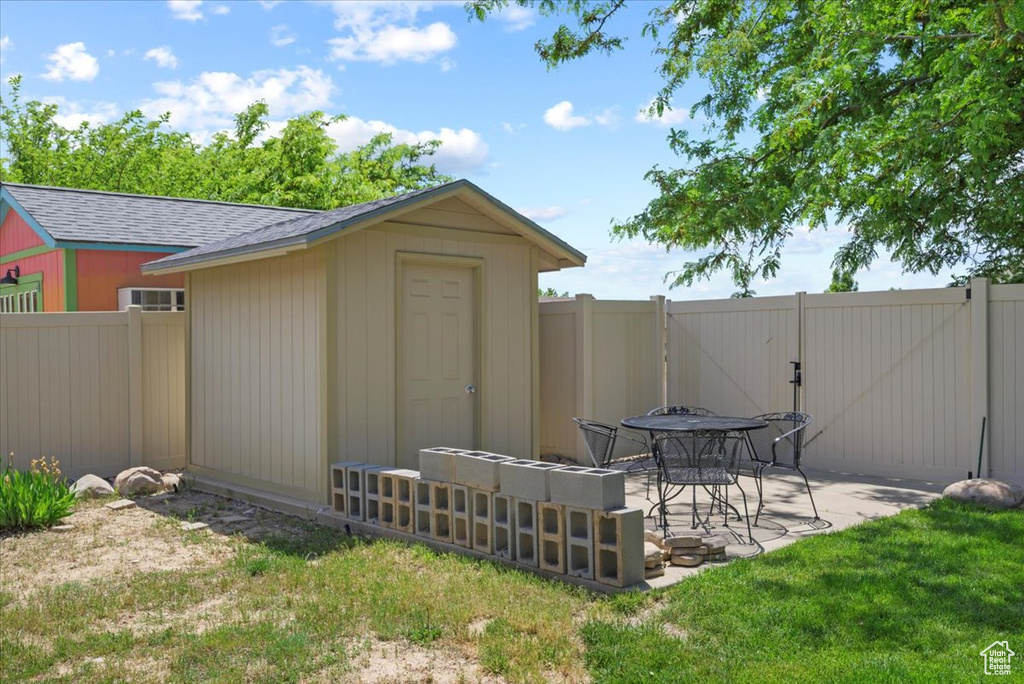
539, 295, 666, 462
663, 280, 1023, 484
0, 307, 186, 479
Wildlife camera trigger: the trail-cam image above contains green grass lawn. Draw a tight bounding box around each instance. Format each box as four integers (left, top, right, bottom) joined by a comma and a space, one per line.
2, 497, 1021, 683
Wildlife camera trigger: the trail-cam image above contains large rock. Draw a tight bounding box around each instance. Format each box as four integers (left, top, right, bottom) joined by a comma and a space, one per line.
942, 479, 1024, 509
644, 542, 664, 568
114, 467, 163, 497
71, 474, 114, 499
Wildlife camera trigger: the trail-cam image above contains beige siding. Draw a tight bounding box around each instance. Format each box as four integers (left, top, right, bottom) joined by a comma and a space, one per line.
189, 251, 323, 500
538, 297, 665, 462
989, 284, 1024, 484
666, 296, 799, 417
141, 312, 186, 470
0, 310, 184, 479
802, 289, 972, 481
330, 226, 535, 467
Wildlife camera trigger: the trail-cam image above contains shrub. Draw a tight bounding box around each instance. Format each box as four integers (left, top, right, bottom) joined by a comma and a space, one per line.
0, 454, 77, 531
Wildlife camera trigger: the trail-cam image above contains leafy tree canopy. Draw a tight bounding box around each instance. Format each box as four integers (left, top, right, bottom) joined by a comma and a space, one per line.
470, 1, 1024, 291
0, 76, 449, 210
826, 268, 860, 293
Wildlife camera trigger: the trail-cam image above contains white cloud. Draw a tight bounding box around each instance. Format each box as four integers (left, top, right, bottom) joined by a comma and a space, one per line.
593, 107, 620, 128
324, 1, 457, 64
635, 99, 698, 127
543, 101, 590, 131
168, 0, 203, 21
139, 66, 335, 134
43, 97, 119, 128
270, 24, 297, 47
259, 0, 282, 8
325, 116, 489, 174
495, 5, 535, 32
328, 22, 456, 64
42, 42, 99, 82
210, 4, 230, 14
439, 57, 455, 72
1, 36, 12, 64
501, 122, 526, 136
144, 46, 179, 69
517, 206, 568, 222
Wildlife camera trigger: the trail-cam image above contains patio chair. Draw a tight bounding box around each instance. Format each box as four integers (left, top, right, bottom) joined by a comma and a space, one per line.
651, 430, 753, 542
646, 405, 717, 416
572, 417, 657, 497
741, 411, 817, 524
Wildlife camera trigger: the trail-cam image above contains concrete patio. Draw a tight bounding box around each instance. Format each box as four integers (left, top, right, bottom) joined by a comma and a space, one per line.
626, 468, 946, 589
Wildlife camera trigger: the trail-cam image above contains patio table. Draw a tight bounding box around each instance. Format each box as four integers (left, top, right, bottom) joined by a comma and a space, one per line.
621, 414, 767, 541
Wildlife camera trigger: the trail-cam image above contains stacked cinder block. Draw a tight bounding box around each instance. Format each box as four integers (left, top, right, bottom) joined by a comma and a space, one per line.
328, 450, 647, 589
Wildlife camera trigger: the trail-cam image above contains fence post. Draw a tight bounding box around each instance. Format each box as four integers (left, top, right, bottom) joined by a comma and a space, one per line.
970, 278, 989, 477
127, 305, 144, 467
575, 294, 594, 460
796, 291, 806, 413
650, 295, 667, 407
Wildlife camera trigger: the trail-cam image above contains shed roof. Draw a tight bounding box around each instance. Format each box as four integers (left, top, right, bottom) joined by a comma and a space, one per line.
143, 179, 587, 273
1, 182, 316, 251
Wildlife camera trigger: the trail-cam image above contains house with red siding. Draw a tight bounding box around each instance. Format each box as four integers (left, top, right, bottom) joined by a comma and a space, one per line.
0, 183, 316, 312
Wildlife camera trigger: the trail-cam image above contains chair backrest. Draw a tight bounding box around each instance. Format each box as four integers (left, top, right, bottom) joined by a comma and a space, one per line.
652, 430, 741, 485
749, 412, 813, 467
573, 417, 617, 468
647, 405, 717, 417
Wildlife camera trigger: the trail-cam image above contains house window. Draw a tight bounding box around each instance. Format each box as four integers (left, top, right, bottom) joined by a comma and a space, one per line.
0, 274, 43, 312
117, 288, 186, 312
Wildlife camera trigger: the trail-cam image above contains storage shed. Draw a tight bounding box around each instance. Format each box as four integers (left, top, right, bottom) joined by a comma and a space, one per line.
143, 180, 586, 506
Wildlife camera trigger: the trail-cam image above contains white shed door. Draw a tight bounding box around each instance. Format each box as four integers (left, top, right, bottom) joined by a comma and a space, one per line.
400, 262, 477, 468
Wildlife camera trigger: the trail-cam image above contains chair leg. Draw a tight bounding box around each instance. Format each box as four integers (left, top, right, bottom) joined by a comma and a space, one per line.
733, 480, 754, 545
797, 466, 820, 520
754, 465, 770, 526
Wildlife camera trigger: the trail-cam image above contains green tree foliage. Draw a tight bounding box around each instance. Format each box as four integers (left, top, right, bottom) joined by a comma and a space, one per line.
825, 268, 860, 293
538, 287, 570, 297
470, 1, 1024, 290
0, 76, 449, 209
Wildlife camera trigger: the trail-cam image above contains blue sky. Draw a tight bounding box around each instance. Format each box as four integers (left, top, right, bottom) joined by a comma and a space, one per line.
0, 0, 952, 299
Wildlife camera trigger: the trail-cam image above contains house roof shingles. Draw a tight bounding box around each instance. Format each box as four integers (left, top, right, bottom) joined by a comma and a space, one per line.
144, 179, 587, 272
1, 182, 317, 249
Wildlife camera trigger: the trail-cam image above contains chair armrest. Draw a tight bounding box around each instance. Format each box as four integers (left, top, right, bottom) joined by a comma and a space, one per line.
616, 428, 650, 451
770, 423, 808, 462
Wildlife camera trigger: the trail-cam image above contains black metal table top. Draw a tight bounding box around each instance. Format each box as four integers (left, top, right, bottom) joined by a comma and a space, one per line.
621, 415, 768, 432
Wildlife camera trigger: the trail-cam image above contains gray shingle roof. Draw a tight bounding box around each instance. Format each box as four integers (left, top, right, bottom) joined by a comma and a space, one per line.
2, 183, 317, 249
143, 179, 586, 272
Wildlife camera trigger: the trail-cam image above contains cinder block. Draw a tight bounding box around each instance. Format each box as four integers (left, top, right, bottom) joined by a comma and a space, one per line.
330, 462, 362, 517
515, 499, 539, 568
471, 489, 493, 554
538, 502, 566, 574
431, 482, 453, 543
492, 493, 516, 560
345, 463, 377, 523
414, 479, 433, 538
419, 447, 468, 483
565, 507, 594, 580
364, 467, 384, 526
452, 451, 516, 492
549, 466, 625, 511
498, 459, 563, 501
594, 507, 645, 588
393, 470, 417, 534
451, 484, 471, 548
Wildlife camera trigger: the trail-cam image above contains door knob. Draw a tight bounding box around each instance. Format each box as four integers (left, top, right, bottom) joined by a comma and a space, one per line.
465, 384, 476, 394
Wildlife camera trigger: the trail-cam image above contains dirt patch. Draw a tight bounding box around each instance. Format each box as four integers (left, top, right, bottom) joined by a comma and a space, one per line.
329, 637, 508, 684
0, 489, 331, 597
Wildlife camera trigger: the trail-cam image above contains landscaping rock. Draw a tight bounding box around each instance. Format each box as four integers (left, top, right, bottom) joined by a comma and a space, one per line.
71, 474, 114, 499
161, 473, 181, 492
670, 554, 704, 567
50, 524, 75, 532
180, 521, 209, 532
105, 499, 136, 511
644, 530, 666, 548
942, 479, 1024, 509
663, 534, 702, 549
645, 565, 666, 579
644, 542, 664, 568
702, 535, 728, 553
114, 467, 163, 497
